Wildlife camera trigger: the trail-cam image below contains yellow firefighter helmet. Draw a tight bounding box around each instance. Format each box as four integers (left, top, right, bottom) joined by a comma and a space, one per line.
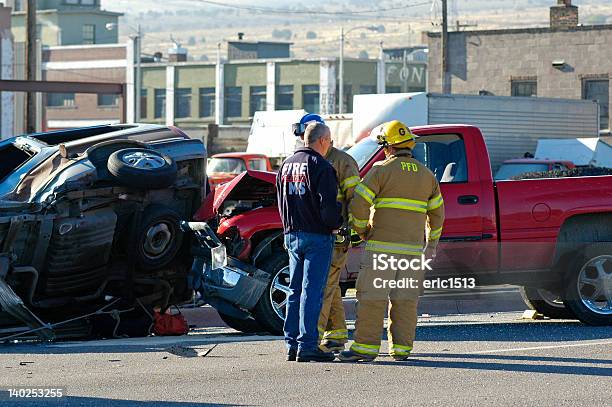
375, 120, 418, 149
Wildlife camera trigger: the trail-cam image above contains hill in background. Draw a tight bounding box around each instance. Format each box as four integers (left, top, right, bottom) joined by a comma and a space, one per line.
101, 0, 612, 61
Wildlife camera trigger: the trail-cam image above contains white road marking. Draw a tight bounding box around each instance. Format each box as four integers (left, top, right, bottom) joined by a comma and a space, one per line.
422, 289, 520, 298
343, 288, 520, 300
47, 333, 280, 349
468, 340, 612, 354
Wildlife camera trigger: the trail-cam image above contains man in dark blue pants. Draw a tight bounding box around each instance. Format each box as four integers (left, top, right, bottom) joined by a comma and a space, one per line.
276, 122, 342, 363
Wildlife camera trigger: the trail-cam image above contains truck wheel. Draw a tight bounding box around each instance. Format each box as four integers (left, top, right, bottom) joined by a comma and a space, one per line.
218, 312, 265, 334
108, 148, 177, 189
519, 286, 575, 319
563, 243, 612, 326
253, 253, 290, 336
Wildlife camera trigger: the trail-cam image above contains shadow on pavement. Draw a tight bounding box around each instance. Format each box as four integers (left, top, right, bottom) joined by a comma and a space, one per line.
416, 352, 612, 365
409, 321, 612, 342
370, 356, 612, 377
0, 397, 241, 406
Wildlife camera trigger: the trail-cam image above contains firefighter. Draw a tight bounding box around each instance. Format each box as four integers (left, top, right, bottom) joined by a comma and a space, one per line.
292, 113, 360, 352
278, 121, 341, 363
339, 120, 445, 362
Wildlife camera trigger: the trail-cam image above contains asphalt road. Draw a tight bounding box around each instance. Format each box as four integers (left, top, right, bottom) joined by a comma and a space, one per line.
0, 287, 610, 407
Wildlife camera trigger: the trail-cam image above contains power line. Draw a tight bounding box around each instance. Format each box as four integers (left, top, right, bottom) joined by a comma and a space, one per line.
184, 0, 431, 16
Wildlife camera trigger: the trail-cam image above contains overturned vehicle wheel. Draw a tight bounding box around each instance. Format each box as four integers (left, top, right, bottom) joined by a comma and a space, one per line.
253, 253, 290, 335
108, 148, 177, 189
134, 205, 184, 271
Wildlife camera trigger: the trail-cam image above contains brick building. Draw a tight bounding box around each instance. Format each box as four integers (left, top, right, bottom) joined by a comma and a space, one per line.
42, 43, 127, 130
427, 0, 611, 132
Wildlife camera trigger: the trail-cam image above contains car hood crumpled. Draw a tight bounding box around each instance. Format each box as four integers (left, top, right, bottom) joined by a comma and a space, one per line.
212, 170, 276, 214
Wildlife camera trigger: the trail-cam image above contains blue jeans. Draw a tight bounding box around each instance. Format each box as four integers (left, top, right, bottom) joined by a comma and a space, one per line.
284, 231, 334, 352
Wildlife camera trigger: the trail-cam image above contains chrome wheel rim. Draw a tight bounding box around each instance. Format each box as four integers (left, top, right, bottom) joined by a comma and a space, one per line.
143, 223, 173, 258
270, 266, 291, 320
578, 255, 612, 315
122, 151, 166, 169
537, 289, 565, 308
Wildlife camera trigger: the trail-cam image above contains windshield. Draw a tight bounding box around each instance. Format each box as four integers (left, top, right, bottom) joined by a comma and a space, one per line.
207, 158, 247, 175
248, 158, 268, 171
494, 163, 549, 180
347, 138, 380, 170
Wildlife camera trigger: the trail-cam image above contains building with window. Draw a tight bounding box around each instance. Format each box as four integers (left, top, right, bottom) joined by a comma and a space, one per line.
31, 40, 426, 133
6, 0, 121, 46
42, 43, 127, 130
227, 40, 291, 61
139, 56, 426, 127
427, 0, 612, 132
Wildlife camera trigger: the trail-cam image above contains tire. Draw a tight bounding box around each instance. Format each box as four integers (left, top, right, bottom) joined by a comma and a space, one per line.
134, 205, 184, 270
218, 312, 265, 334
519, 286, 575, 319
563, 243, 612, 326
108, 148, 177, 189
253, 252, 290, 335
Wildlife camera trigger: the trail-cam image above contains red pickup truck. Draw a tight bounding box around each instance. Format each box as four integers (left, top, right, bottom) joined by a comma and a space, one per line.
195, 124, 612, 334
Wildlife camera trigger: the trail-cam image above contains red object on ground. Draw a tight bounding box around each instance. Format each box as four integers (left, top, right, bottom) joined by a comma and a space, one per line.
153, 310, 189, 336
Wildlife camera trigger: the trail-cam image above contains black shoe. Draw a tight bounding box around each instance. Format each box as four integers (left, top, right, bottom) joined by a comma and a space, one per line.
296, 348, 335, 363
287, 348, 297, 362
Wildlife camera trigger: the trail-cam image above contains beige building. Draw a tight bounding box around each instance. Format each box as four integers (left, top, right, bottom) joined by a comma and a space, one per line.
6, 0, 121, 46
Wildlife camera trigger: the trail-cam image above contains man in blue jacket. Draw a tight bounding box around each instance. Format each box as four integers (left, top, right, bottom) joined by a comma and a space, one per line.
276, 121, 342, 363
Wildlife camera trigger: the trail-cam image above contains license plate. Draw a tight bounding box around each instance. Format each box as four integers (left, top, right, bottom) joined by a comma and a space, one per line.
210, 244, 228, 270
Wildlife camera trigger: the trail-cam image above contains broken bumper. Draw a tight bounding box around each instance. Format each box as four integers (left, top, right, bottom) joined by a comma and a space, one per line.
202, 257, 271, 313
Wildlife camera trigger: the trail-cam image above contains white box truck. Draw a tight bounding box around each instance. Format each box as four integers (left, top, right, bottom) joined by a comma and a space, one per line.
353, 93, 600, 170
247, 93, 599, 171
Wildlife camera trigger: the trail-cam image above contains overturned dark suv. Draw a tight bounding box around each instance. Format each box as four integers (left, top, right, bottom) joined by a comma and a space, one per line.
0, 124, 206, 341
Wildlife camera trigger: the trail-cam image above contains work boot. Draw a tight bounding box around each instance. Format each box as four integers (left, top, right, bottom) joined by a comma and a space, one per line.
320, 339, 346, 353
296, 348, 335, 363
286, 348, 297, 362
338, 349, 376, 362
391, 354, 410, 361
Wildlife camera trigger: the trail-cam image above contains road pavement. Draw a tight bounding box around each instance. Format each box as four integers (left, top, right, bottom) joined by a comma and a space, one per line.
0, 286, 610, 406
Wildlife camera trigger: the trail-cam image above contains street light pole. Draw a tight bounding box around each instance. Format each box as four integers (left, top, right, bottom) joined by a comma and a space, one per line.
339, 27, 344, 114
134, 24, 142, 122
338, 25, 379, 114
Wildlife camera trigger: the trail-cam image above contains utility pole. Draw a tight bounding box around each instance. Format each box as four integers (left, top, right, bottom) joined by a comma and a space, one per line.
441, 0, 449, 94
25, 0, 37, 133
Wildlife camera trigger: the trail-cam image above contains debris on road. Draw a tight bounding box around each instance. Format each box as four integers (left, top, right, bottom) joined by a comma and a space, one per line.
521, 310, 544, 320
